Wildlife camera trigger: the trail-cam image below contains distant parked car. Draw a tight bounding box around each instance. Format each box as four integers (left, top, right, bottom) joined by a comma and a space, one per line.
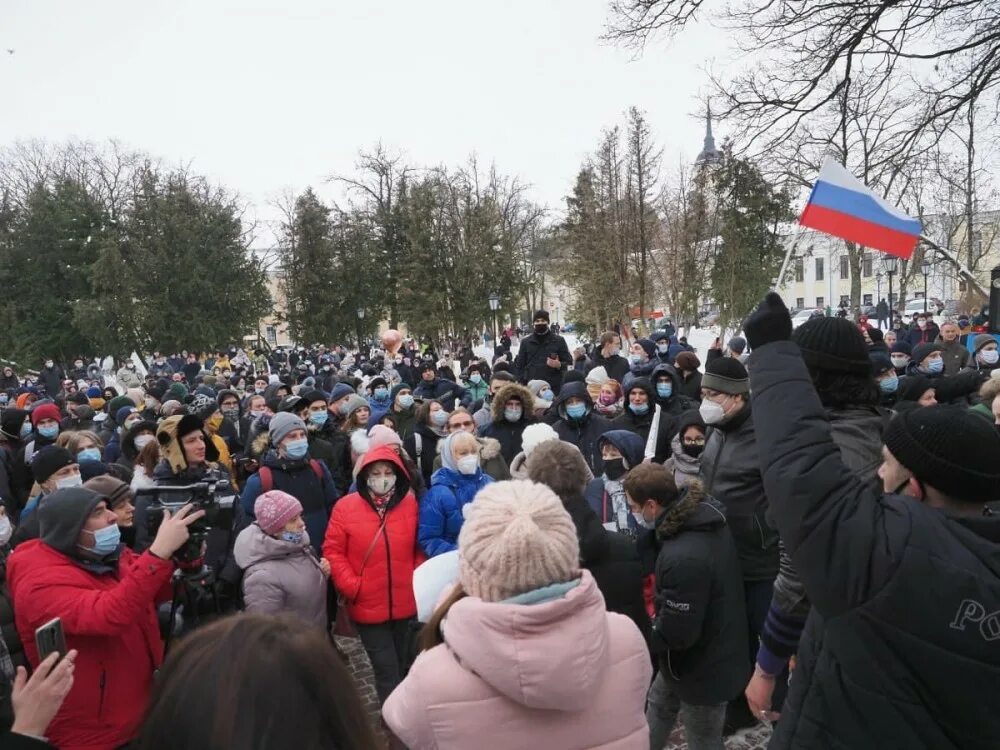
792, 309, 818, 329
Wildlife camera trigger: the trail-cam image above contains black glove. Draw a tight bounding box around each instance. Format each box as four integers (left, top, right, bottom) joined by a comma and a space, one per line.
743, 292, 792, 350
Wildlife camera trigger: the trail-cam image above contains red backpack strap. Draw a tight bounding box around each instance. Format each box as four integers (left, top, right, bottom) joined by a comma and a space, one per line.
259, 466, 273, 493
309, 459, 323, 482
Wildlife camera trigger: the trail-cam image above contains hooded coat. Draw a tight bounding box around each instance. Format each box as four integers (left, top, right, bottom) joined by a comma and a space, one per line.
382, 571, 652, 750
478, 383, 536, 464
584, 429, 644, 536
749, 340, 1000, 748
638, 482, 750, 705
233, 523, 327, 628
550, 382, 614, 474
322, 446, 423, 624
612, 377, 675, 462
7, 488, 174, 750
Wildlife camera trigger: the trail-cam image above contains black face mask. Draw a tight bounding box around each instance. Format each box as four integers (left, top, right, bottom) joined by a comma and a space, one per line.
604, 457, 626, 480
681, 443, 705, 458
534, 323, 549, 335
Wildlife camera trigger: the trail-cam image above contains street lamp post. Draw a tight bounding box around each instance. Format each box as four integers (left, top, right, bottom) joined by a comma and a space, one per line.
883, 256, 898, 323
488, 292, 500, 347
876, 270, 884, 310
920, 257, 932, 310
356, 307, 365, 354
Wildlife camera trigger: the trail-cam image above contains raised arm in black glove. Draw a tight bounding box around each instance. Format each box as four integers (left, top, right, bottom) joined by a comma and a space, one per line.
742, 292, 793, 351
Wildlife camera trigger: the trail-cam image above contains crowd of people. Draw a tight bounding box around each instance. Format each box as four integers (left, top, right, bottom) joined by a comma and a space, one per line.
0, 301, 997, 749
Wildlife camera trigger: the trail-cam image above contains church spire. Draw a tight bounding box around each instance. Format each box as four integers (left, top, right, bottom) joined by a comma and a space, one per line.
696, 100, 722, 167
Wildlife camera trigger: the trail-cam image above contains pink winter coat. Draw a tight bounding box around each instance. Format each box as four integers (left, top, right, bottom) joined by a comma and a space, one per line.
233, 523, 328, 629
382, 570, 651, 750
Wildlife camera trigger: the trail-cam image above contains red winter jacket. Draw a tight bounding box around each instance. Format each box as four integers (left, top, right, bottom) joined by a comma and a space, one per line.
7, 540, 174, 750
323, 446, 423, 624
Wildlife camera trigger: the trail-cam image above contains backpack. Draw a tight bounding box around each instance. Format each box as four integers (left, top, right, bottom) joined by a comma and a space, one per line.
258, 459, 324, 492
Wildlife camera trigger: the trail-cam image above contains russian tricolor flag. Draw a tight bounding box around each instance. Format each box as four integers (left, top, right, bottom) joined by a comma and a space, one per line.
799, 159, 922, 259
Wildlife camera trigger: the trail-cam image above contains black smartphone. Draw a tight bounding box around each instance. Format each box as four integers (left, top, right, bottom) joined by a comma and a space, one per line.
35, 617, 66, 663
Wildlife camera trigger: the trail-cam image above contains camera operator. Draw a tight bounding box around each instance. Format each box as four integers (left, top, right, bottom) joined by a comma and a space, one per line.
7, 486, 203, 750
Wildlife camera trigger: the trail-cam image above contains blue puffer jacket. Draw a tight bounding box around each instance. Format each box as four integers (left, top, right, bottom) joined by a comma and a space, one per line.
418, 466, 493, 557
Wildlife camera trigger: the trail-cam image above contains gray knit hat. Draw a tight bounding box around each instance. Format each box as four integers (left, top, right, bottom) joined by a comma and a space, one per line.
269, 412, 307, 447
701, 357, 749, 395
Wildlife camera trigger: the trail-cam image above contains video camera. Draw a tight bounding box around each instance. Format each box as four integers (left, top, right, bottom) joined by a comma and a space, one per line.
135, 477, 236, 564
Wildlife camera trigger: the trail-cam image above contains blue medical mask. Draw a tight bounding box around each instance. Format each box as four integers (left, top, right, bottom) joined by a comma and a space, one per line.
628, 354, 643, 366
504, 407, 523, 423
309, 411, 328, 426
656, 383, 673, 399
432, 409, 449, 426
280, 530, 305, 545
566, 402, 587, 420
19, 422, 32, 439
81, 524, 121, 556
539, 389, 554, 402
924, 359, 944, 374
284, 438, 309, 459
629, 402, 649, 416
373, 387, 389, 400
469, 374, 482, 385
879, 375, 898, 393
398, 394, 414, 409
77, 448, 102, 463
250, 409, 265, 419
38, 424, 59, 440
656, 344, 669, 354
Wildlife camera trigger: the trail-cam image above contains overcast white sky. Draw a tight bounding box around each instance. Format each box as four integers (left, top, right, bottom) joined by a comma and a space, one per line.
2, 0, 728, 246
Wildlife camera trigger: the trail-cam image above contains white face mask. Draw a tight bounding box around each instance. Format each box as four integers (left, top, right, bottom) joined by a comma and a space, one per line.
631, 510, 655, 530
699, 397, 728, 425
0, 516, 12, 546
979, 349, 999, 365
367, 474, 396, 496
55, 474, 83, 490
456, 455, 479, 475
890, 355, 909, 368
134, 434, 155, 450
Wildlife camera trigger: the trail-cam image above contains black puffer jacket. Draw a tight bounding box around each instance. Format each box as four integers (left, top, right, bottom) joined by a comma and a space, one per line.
639, 481, 749, 705
513, 329, 572, 393
551, 382, 614, 474
700, 403, 779, 582
750, 340, 1000, 749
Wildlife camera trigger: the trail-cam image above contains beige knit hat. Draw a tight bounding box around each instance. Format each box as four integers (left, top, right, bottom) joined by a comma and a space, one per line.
458, 480, 580, 602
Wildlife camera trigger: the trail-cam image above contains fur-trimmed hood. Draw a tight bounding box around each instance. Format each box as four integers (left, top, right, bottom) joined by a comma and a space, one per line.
490, 383, 535, 423
655, 480, 726, 540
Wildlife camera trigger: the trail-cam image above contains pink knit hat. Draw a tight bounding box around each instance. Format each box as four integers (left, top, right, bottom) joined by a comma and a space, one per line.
254, 490, 302, 535
368, 424, 402, 450
457, 480, 579, 602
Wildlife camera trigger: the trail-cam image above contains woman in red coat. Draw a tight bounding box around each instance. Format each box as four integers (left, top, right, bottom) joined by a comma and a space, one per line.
323, 445, 423, 704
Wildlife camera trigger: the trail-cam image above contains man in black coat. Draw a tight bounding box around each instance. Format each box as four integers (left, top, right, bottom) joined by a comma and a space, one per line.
626, 465, 748, 750
412, 362, 469, 413
585, 331, 630, 383
525, 439, 650, 646
513, 310, 572, 394
742, 292, 1000, 748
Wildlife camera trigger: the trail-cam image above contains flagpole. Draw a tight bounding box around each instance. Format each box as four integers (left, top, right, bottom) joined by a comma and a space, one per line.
918, 234, 989, 300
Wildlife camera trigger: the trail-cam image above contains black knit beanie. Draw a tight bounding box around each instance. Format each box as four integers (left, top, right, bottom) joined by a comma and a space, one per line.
533, 309, 550, 323
897, 375, 934, 403
701, 357, 749, 395
883, 406, 1000, 503
911, 342, 943, 366
792, 317, 872, 375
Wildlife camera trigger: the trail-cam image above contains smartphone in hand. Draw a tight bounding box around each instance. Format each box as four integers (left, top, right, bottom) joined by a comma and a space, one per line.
35, 618, 67, 664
